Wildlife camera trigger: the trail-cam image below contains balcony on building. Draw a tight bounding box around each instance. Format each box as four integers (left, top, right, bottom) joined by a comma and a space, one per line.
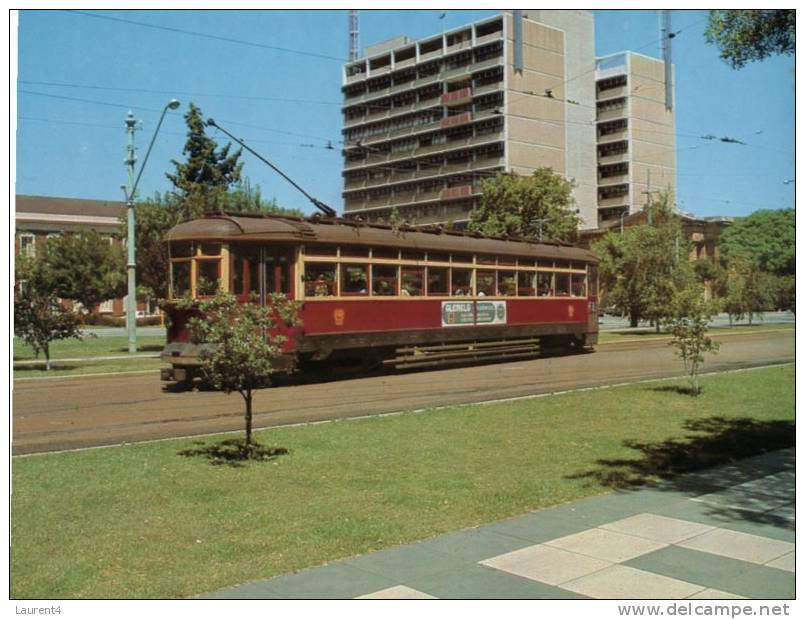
598, 184, 629, 209
598, 161, 629, 186
596, 97, 627, 122
597, 118, 628, 144
597, 205, 629, 226
596, 74, 628, 101
597, 140, 629, 165
474, 17, 503, 46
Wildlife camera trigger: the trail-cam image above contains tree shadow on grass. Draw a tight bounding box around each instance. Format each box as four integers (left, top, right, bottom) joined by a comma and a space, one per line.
651, 385, 701, 397
568, 416, 794, 490
567, 417, 795, 527
178, 438, 289, 468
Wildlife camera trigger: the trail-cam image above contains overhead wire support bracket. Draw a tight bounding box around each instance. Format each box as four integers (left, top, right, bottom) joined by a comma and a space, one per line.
206, 117, 337, 218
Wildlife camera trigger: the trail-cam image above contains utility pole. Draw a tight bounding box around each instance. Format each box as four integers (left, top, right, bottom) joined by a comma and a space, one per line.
348, 10, 359, 62
642, 168, 657, 225
124, 111, 139, 353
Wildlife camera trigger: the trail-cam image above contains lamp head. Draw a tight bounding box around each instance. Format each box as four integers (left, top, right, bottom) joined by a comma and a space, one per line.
167, 99, 181, 110
206, 118, 217, 127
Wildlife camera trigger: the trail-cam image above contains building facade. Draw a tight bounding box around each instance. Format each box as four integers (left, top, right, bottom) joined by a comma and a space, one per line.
595, 51, 677, 225
15, 194, 127, 316
340, 10, 677, 231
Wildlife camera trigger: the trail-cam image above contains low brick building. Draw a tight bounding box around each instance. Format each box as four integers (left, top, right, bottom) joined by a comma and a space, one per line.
15, 194, 131, 316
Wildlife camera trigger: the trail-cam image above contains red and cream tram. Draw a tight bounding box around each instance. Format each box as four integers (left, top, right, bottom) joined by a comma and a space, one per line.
160, 213, 599, 382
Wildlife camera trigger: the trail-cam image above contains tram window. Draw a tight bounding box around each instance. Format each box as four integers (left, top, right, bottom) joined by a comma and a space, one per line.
476, 270, 496, 296
452, 253, 473, 265
196, 260, 221, 296
401, 267, 424, 296
171, 261, 191, 298
589, 266, 599, 297
373, 248, 399, 260
372, 264, 398, 296
427, 267, 449, 295
498, 256, 517, 267
477, 255, 496, 265
571, 273, 587, 297
342, 264, 369, 296
555, 273, 571, 296
451, 268, 472, 296
306, 245, 337, 257
248, 259, 261, 296
521, 258, 537, 268
401, 250, 425, 261
555, 260, 570, 270
517, 271, 536, 296
304, 263, 336, 297
427, 252, 449, 263
537, 272, 554, 296
342, 245, 370, 257
498, 271, 517, 296
232, 253, 245, 295
200, 243, 222, 257
171, 241, 193, 258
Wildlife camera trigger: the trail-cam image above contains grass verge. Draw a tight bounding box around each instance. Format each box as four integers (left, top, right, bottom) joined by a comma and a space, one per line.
13, 358, 167, 379
13, 335, 166, 361
11, 365, 794, 598
598, 323, 793, 344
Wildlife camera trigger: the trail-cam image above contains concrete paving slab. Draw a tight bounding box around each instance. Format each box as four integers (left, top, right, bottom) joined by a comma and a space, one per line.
356, 585, 436, 599
344, 542, 466, 583
601, 513, 715, 545
677, 528, 794, 565
764, 552, 795, 573
545, 527, 668, 563
561, 564, 704, 599
246, 562, 397, 599
626, 546, 795, 600
692, 488, 790, 514
406, 564, 589, 600
411, 527, 534, 563
687, 588, 747, 600
480, 543, 611, 586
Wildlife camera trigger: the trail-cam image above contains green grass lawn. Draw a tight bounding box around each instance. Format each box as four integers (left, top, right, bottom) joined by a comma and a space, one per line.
13, 335, 167, 379
11, 365, 794, 599
13, 335, 166, 361
598, 323, 793, 344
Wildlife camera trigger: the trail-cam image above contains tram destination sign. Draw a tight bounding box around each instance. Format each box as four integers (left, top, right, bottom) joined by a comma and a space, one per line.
442, 301, 507, 327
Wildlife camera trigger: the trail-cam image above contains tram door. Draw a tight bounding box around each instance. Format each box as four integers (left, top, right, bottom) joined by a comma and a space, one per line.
262, 248, 294, 300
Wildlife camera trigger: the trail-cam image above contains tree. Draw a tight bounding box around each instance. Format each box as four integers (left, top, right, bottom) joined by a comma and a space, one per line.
14, 256, 83, 371
663, 287, 720, 396
705, 10, 795, 69
469, 168, 580, 243
41, 229, 126, 315
719, 209, 794, 277
719, 257, 776, 326
592, 193, 694, 329
166, 102, 243, 214
183, 292, 301, 454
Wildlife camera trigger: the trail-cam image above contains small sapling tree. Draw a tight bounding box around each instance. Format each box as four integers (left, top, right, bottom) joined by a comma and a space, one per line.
183, 291, 301, 455
14, 257, 83, 371
663, 288, 720, 395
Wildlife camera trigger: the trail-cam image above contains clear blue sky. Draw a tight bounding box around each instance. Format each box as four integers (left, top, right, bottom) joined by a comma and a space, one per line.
15, 8, 795, 220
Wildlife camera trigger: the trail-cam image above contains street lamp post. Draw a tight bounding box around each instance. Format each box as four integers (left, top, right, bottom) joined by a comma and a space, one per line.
123, 99, 180, 353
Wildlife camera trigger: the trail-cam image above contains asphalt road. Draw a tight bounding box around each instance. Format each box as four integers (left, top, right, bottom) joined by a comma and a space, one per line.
12, 330, 794, 456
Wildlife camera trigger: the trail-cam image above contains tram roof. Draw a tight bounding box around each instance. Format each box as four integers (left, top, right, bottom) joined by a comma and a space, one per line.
166, 214, 599, 263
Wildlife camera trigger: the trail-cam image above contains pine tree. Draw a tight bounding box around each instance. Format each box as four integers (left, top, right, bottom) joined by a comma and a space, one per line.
166, 102, 243, 214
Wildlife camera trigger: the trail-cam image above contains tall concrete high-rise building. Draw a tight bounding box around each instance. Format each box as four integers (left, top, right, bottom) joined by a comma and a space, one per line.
340, 10, 675, 231
595, 51, 676, 224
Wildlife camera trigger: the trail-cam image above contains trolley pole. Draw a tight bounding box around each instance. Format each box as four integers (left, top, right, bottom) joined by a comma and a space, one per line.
125, 112, 138, 353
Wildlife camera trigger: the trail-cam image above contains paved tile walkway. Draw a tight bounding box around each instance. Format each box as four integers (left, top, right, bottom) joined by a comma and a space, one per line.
203, 448, 795, 600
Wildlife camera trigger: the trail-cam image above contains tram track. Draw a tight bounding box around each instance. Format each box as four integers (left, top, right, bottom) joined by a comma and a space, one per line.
12, 330, 794, 455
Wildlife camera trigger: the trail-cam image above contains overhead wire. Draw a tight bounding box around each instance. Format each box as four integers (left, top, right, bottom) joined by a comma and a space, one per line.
62, 9, 348, 63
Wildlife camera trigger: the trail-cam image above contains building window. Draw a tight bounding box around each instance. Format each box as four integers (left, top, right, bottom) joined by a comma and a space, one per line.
19, 233, 35, 257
